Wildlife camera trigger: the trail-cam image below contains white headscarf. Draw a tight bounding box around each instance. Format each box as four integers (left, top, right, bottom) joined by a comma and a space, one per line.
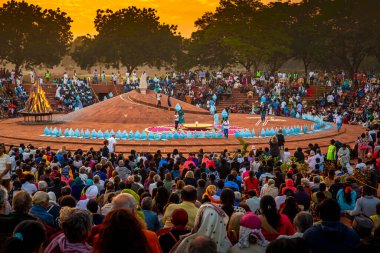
237, 226, 268, 248
171, 203, 232, 253
76, 185, 98, 210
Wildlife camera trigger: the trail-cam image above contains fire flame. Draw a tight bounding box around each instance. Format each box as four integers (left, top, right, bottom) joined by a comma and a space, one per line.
23, 82, 52, 113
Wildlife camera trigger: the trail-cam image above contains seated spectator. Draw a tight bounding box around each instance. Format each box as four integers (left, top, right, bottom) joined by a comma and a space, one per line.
347, 186, 380, 217
336, 184, 357, 213
258, 195, 295, 241
1, 220, 46, 253
171, 203, 232, 253
303, 199, 360, 253
141, 196, 160, 232
76, 185, 98, 210
266, 237, 309, 253
21, 174, 37, 195
202, 185, 220, 204
231, 212, 268, 253
30, 191, 55, 228
281, 179, 296, 195
278, 211, 313, 239
159, 208, 190, 253
220, 188, 246, 218
163, 185, 199, 229
93, 194, 161, 253
45, 207, 93, 253
188, 236, 218, 253
260, 179, 278, 199
227, 212, 244, 245
9, 190, 35, 221
87, 199, 104, 225
245, 190, 260, 213
93, 208, 161, 253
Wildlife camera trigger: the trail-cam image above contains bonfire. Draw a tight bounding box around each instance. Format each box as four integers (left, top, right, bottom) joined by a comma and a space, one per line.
22, 82, 52, 113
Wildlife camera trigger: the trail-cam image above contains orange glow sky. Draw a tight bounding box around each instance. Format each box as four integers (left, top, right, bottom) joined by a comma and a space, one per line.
0, 0, 291, 37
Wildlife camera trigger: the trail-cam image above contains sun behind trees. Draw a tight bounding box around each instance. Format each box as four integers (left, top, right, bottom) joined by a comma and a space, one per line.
72, 7, 182, 73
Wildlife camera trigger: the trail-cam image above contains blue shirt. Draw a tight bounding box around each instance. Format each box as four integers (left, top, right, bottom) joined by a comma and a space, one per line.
143, 210, 160, 231
158, 159, 168, 168
94, 171, 107, 181
224, 180, 239, 191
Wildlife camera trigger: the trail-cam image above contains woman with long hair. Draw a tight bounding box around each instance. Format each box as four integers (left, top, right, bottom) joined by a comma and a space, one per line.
258, 195, 295, 241
336, 184, 357, 213
144, 171, 156, 190
220, 188, 246, 218
153, 186, 169, 216
281, 196, 300, 223
93, 209, 157, 253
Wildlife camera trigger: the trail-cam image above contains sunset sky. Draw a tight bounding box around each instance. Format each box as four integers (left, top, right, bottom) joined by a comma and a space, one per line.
0, 0, 284, 37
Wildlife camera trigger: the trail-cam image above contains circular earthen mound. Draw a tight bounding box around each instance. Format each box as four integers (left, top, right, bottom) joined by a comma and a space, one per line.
0, 90, 364, 154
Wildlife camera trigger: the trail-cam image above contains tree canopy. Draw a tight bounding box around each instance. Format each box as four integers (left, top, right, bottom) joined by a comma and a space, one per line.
186, 0, 380, 76
0, 0, 73, 74
72, 7, 182, 73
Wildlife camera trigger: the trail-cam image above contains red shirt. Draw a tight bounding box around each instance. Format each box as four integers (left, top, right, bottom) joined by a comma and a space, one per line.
244, 176, 259, 194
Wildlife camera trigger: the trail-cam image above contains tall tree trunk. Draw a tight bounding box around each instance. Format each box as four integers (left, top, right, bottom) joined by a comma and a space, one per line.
126, 65, 135, 74
303, 59, 309, 85
15, 63, 20, 80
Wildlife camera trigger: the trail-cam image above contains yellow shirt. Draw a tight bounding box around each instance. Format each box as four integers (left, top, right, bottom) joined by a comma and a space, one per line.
163, 201, 198, 229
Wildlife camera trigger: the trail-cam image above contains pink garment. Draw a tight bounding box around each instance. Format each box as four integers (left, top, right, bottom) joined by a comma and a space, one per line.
44, 233, 92, 253
183, 156, 196, 169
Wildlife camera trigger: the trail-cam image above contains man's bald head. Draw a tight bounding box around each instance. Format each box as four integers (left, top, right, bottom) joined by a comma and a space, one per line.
111, 193, 137, 212
188, 236, 217, 253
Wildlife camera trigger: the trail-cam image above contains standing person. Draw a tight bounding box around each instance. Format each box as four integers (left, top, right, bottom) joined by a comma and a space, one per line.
178, 107, 185, 127
337, 143, 350, 168
326, 139, 337, 163
269, 136, 280, 158
101, 71, 106, 84
222, 117, 230, 139
167, 94, 172, 111
0, 145, 11, 190
156, 92, 162, 108
174, 111, 179, 130
260, 103, 266, 123
277, 129, 285, 161
45, 69, 51, 83
93, 69, 98, 84
107, 134, 117, 154
111, 72, 116, 85
357, 133, 369, 162
335, 113, 343, 132
29, 69, 35, 84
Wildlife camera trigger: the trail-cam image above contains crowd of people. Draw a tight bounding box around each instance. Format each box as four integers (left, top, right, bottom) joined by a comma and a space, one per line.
0, 120, 379, 253
53, 74, 96, 112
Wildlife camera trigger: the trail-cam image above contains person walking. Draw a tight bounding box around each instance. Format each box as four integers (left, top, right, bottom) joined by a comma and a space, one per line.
222, 118, 230, 139
174, 111, 179, 130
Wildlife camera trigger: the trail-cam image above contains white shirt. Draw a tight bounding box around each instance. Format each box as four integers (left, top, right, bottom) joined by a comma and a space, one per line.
107, 137, 117, 153
356, 163, 366, 169
21, 181, 37, 195
283, 151, 291, 162
246, 197, 260, 213
222, 120, 230, 129
0, 154, 11, 180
